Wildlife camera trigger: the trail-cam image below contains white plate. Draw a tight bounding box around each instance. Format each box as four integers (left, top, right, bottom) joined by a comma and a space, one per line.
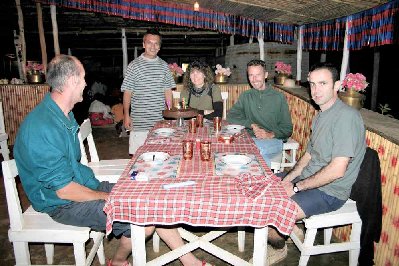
222, 154, 252, 167
225, 124, 245, 134
154, 128, 175, 136
140, 152, 170, 163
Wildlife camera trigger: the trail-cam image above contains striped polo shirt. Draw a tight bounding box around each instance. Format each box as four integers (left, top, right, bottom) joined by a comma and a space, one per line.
121, 54, 176, 131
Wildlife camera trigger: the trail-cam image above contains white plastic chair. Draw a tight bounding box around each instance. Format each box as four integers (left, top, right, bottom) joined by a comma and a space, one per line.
3, 159, 106, 266
290, 199, 362, 266
78, 119, 130, 183
270, 138, 299, 173
221, 91, 228, 120
0, 102, 10, 160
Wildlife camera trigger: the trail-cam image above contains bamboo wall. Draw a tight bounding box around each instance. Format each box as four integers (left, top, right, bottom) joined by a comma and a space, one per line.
0, 84, 50, 145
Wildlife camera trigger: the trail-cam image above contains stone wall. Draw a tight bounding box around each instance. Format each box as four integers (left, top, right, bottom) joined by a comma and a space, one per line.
225, 42, 309, 84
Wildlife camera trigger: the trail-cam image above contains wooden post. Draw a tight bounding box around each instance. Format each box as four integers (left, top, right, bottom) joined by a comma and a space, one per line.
50, 5, 60, 55
371, 47, 380, 111
15, 0, 26, 81
320, 53, 327, 62
122, 28, 128, 77
258, 22, 264, 61
13, 30, 24, 80
36, 2, 47, 74
340, 20, 350, 82
296, 26, 303, 83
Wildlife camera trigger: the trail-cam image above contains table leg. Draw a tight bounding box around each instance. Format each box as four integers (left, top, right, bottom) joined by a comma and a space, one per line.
131, 224, 147, 266
253, 227, 268, 265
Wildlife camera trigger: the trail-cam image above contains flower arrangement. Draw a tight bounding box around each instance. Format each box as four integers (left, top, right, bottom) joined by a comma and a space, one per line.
26, 61, 44, 74
214, 64, 231, 76
342, 73, 368, 92
168, 63, 184, 77
274, 61, 292, 75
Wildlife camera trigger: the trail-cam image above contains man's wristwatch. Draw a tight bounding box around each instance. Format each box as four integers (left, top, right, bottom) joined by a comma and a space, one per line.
293, 183, 300, 193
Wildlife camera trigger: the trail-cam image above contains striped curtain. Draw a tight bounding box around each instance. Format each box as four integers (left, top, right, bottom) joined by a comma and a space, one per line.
302, 18, 346, 51
302, 0, 399, 51
36, 0, 294, 43
347, 0, 399, 50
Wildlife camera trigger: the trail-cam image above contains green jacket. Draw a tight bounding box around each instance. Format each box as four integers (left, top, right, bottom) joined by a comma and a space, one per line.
14, 93, 99, 213
227, 86, 293, 140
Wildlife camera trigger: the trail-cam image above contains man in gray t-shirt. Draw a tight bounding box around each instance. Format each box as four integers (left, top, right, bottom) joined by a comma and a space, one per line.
266, 63, 366, 261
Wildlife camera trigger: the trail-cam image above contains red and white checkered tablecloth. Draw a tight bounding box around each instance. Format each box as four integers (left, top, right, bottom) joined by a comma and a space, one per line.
103, 122, 297, 237
145, 120, 253, 145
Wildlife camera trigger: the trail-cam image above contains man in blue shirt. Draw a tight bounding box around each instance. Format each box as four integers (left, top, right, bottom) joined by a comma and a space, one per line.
14, 55, 206, 266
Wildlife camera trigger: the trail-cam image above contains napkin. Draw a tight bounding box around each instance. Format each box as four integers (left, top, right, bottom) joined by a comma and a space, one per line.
235, 173, 274, 200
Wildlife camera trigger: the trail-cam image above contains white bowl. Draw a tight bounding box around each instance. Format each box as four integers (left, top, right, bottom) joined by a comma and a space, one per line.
225, 124, 245, 134
222, 154, 251, 167
140, 152, 169, 163
154, 128, 175, 137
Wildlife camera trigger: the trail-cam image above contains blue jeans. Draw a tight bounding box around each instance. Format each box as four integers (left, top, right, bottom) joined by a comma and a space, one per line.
253, 138, 283, 167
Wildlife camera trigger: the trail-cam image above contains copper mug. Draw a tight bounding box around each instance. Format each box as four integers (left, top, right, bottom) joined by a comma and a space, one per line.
196, 114, 204, 127
182, 140, 194, 160
200, 140, 211, 161
213, 117, 222, 132
188, 118, 197, 133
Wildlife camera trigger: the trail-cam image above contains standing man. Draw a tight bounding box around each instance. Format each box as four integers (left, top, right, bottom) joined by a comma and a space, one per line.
227, 59, 293, 166
266, 63, 367, 264
13, 55, 207, 266
121, 29, 175, 155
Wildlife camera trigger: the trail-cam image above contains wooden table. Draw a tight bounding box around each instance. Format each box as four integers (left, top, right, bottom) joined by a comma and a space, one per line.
103, 121, 297, 265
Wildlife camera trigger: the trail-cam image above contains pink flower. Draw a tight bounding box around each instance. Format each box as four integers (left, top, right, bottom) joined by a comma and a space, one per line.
26, 61, 44, 74
168, 63, 184, 76
274, 61, 292, 75
215, 64, 231, 76
342, 73, 368, 92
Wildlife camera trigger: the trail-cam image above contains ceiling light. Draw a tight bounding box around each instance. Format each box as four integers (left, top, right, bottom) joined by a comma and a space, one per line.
194, 1, 199, 11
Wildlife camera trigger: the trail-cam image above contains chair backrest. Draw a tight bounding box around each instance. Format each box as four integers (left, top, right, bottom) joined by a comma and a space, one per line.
2, 159, 24, 231
221, 91, 228, 120
78, 119, 100, 165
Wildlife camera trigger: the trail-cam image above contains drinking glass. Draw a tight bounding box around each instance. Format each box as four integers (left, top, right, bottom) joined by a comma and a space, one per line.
182, 140, 194, 160
188, 118, 197, 133
200, 140, 211, 161
213, 117, 222, 132
196, 114, 204, 127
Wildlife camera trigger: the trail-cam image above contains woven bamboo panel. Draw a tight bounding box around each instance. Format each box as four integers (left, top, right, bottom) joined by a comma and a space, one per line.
334, 132, 399, 266
0, 84, 50, 145
274, 87, 317, 158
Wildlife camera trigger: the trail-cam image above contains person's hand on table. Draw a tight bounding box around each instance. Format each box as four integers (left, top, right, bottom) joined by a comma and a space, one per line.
251, 124, 275, 139
281, 179, 295, 197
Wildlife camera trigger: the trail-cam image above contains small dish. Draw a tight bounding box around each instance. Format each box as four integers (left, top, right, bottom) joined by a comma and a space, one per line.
225, 124, 245, 134
222, 154, 252, 167
140, 152, 169, 164
154, 128, 175, 137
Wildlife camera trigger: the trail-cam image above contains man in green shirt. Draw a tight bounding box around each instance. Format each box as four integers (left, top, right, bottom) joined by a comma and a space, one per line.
227, 59, 293, 166
266, 63, 366, 264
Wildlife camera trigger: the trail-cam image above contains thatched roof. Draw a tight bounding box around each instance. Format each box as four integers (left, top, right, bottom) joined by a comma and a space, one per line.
0, 0, 392, 62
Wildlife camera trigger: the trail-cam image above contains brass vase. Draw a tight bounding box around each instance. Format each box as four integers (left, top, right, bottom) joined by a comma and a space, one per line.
214, 73, 228, 84
27, 70, 43, 84
339, 89, 365, 110
274, 73, 289, 85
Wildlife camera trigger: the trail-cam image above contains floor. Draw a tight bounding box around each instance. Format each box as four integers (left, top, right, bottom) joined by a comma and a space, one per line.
0, 125, 350, 265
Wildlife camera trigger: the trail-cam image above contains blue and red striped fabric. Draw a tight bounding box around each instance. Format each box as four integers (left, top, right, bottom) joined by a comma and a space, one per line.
347, 0, 399, 50
302, 0, 398, 51
36, 0, 294, 43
